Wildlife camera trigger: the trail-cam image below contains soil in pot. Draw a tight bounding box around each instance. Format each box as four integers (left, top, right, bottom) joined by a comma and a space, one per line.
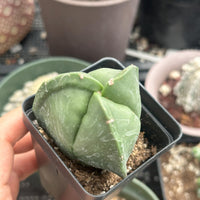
160, 143, 200, 200
158, 64, 200, 128
34, 121, 157, 195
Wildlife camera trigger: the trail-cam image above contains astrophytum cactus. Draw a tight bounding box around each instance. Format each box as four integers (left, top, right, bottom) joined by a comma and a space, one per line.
174, 57, 200, 113
32, 65, 141, 178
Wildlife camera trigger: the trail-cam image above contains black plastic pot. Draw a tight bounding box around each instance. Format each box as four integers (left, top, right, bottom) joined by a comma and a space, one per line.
23, 57, 182, 200
138, 0, 200, 49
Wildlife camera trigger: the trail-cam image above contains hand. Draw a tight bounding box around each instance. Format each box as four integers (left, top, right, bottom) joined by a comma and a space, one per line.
0, 107, 38, 200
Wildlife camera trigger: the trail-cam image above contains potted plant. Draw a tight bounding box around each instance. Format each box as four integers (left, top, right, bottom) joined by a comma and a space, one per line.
23, 57, 181, 200
145, 50, 200, 199
38, 0, 140, 62
145, 50, 200, 137
158, 142, 200, 200
0, 57, 90, 115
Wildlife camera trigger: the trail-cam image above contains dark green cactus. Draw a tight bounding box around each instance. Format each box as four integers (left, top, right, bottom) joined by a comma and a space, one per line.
32, 65, 141, 178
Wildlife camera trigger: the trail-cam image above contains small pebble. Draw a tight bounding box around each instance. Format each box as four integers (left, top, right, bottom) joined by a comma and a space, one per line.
54, 146, 59, 150
9, 90, 23, 101
40, 31, 47, 40
1, 72, 58, 116
29, 46, 38, 55
159, 84, 171, 97
9, 44, 22, 54
18, 58, 25, 65
4, 103, 15, 112
169, 70, 181, 80
136, 37, 149, 51
43, 134, 49, 141
130, 27, 140, 42
24, 81, 33, 88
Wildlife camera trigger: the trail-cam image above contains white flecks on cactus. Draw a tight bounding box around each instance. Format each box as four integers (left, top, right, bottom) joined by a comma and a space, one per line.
174, 57, 200, 113
106, 119, 114, 124
33, 66, 141, 178
79, 73, 84, 80
108, 78, 114, 86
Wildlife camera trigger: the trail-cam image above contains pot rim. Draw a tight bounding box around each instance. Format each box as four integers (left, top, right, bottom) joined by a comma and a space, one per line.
52, 0, 132, 7
120, 178, 159, 200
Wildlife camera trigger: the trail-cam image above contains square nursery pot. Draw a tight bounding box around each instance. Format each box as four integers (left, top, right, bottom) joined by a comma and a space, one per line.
38, 0, 140, 62
23, 57, 182, 200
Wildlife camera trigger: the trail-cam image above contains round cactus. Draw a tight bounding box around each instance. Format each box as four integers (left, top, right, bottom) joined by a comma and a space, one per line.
174, 57, 200, 113
32, 65, 141, 178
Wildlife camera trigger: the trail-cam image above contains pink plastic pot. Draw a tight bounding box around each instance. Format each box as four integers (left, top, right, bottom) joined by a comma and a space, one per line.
145, 50, 200, 137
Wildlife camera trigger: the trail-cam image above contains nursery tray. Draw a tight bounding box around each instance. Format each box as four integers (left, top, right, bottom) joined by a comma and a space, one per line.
23, 57, 182, 200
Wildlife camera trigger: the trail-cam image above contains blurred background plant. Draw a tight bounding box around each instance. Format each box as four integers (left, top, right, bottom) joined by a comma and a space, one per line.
0, 0, 34, 55
192, 145, 200, 198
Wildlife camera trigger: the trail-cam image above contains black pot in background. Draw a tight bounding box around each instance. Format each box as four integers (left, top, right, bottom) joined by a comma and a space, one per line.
138, 0, 200, 49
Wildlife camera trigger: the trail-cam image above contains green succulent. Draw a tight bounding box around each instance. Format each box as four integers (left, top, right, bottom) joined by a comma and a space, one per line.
32, 65, 141, 178
174, 57, 200, 113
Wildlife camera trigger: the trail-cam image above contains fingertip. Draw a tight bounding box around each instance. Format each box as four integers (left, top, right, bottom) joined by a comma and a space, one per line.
0, 107, 28, 146
14, 132, 33, 154
14, 150, 38, 181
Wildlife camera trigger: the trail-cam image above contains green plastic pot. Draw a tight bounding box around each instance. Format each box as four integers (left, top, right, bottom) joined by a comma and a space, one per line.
0, 57, 89, 115
119, 178, 159, 200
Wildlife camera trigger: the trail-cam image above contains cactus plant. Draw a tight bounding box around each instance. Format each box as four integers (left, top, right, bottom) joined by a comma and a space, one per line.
32, 65, 141, 178
174, 57, 200, 113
